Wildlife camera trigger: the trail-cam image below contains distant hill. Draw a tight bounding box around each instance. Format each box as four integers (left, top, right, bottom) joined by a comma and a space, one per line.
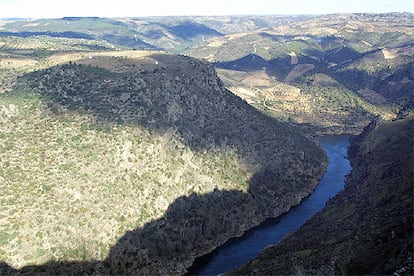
0, 17, 224, 52
186, 13, 413, 135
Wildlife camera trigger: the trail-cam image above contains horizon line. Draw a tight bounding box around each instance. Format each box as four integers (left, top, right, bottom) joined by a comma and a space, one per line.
1, 11, 413, 20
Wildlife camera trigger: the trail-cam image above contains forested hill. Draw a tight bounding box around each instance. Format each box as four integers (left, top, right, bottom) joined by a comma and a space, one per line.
0, 53, 326, 274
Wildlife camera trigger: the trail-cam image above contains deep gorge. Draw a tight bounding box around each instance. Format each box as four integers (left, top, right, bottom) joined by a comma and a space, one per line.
189, 135, 351, 275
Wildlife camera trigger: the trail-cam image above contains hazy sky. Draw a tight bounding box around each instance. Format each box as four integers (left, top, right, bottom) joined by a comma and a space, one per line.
0, 0, 413, 18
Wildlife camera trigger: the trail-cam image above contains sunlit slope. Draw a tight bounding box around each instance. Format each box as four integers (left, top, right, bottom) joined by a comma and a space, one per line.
0, 53, 326, 273
185, 13, 413, 135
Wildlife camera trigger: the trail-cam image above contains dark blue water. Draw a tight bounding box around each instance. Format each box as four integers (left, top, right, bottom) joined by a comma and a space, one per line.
189, 135, 351, 275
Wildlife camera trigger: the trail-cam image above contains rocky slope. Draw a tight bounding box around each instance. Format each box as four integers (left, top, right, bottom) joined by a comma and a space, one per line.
231, 115, 413, 275
0, 53, 326, 274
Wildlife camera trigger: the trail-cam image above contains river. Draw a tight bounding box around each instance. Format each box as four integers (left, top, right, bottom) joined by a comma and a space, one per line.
188, 135, 351, 275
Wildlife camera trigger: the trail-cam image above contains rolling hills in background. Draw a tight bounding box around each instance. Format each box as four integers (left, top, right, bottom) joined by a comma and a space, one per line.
1, 13, 413, 134
0, 12, 413, 274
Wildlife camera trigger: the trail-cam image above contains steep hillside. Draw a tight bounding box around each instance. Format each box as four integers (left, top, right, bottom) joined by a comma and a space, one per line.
232, 116, 414, 275
217, 67, 390, 135
0, 53, 326, 274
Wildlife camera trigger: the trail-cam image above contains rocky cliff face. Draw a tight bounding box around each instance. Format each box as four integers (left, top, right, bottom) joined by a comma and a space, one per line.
1, 53, 327, 274
232, 116, 413, 275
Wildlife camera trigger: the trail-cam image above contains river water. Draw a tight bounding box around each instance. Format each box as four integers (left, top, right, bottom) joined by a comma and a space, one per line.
188, 135, 351, 275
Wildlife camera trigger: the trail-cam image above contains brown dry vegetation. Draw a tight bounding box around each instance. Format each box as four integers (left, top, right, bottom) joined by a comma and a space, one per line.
217, 68, 393, 135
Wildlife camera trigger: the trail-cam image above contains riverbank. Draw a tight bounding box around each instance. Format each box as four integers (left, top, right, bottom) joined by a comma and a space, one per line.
0, 53, 327, 275
231, 116, 414, 275
189, 135, 351, 275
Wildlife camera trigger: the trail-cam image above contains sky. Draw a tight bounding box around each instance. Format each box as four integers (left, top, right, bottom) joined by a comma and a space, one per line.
0, 0, 413, 18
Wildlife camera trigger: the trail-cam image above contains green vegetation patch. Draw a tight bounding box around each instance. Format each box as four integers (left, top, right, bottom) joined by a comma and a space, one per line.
0, 88, 250, 268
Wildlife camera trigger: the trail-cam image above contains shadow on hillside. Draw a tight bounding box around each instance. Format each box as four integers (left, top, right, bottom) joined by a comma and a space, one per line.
213, 46, 363, 79
2, 54, 326, 274
0, 188, 306, 275
215, 53, 272, 72
166, 22, 223, 40
213, 49, 413, 110
332, 61, 414, 109
213, 53, 319, 81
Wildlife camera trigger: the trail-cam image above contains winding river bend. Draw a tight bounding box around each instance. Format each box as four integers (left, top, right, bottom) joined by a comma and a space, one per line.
188, 135, 351, 275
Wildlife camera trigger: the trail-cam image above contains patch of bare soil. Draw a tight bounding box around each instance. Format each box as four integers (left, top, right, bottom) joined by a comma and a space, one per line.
284, 64, 315, 82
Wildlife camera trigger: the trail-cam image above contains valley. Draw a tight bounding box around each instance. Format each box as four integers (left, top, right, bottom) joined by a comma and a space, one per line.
190, 135, 351, 275
0, 12, 413, 275
0, 51, 326, 274
232, 115, 413, 275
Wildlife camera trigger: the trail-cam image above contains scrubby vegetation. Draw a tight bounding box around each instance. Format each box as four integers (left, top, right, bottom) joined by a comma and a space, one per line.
0, 12, 412, 274
0, 53, 326, 274
232, 116, 414, 275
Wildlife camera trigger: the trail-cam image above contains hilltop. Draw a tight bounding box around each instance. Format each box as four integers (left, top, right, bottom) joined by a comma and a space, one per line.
0, 52, 326, 274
